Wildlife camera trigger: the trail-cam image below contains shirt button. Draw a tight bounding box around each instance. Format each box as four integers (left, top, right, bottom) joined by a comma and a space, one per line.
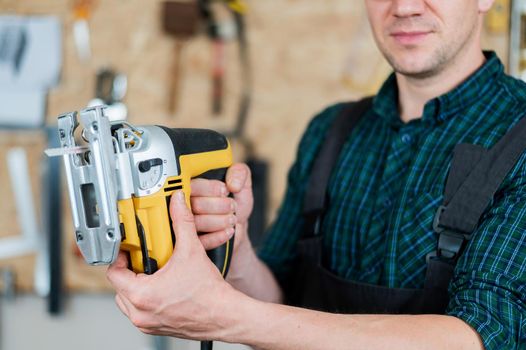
401, 134, 413, 144
383, 198, 392, 207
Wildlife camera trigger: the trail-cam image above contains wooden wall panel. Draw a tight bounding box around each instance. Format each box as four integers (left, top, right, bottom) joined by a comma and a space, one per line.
0, 0, 508, 291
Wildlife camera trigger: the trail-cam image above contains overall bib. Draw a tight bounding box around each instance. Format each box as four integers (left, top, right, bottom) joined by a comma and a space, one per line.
289, 98, 526, 314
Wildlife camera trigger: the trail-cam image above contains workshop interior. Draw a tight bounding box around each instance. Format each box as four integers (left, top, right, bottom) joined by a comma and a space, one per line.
0, 0, 516, 349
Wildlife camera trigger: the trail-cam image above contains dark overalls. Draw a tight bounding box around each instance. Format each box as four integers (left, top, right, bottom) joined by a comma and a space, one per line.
289, 98, 526, 314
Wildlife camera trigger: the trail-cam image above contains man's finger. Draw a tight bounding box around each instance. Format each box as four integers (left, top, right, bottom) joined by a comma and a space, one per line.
226, 163, 253, 222
191, 178, 228, 197
107, 252, 138, 296
191, 197, 235, 215
113, 250, 130, 268
194, 214, 236, 232
226, 163, 251, 193
198, 229, 235, 250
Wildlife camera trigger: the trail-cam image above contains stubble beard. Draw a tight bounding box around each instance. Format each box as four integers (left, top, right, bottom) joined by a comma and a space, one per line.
379, 16, 479, 80
382, 44, 450, 79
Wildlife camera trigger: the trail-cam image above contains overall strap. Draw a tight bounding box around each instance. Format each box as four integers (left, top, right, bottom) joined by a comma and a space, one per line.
303, 97, 373, 237
431, 116, 526, 263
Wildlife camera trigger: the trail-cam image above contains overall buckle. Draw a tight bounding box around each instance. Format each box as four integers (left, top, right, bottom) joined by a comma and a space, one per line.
428, 205, 470, 263
304, 209, 324, 237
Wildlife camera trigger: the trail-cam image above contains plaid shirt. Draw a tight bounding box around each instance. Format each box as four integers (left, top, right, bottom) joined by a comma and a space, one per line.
258, 52, 526, 349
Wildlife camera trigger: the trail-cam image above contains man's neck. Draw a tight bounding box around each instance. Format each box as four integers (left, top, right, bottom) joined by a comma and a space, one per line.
396, 48, 486, 123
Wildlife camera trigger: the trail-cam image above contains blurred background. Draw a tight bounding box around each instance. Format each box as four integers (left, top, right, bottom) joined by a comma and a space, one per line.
0, 0, 516, 349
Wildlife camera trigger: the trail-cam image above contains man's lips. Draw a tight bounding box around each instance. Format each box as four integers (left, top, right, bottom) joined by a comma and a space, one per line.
390, 31, 432, 45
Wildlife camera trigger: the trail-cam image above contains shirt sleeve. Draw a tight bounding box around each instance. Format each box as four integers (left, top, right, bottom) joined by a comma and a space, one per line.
446, 152, 526, 349
257, 104, 342, 286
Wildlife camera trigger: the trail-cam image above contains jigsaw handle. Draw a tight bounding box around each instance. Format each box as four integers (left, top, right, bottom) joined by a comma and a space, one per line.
167, 128, 234, 277
197, 167, 235, 277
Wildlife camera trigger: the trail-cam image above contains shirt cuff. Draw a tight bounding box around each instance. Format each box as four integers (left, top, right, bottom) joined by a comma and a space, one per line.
446, 271, 524, 349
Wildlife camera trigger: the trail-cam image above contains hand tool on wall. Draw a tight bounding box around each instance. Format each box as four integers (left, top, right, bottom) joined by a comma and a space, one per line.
0, 15, 62, 128
0, 24, 27, 74
2, 146, 50, 292
199, 0, 248, 116
0, 149, 39, 261
211, 39, 225, 115
72, 0, 94, 62
87, 68, 128, 122
162, 1, 201, 115
0, 146, 53, 310
199, 0, 225, 116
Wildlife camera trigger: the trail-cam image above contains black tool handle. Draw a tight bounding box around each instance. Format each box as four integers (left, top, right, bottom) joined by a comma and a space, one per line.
197, 167, 235, 278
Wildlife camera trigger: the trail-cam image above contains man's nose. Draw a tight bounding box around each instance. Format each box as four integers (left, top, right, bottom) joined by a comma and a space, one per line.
391, 0, 426, 17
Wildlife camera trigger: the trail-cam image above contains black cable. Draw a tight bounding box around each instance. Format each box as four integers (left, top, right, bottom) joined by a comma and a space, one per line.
231, 9, 252, 140
219, 2, 254, 159
201, 340, 213, 350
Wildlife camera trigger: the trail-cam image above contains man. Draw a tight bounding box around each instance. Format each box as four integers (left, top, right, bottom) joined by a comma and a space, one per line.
107, 0, 526, 349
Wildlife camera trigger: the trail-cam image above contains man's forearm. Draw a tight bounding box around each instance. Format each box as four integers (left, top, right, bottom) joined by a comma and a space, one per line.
226, 232, 283, 303
220, 292, 484, 350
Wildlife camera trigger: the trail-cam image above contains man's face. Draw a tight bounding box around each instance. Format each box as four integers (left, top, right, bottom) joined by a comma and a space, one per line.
365, 0, 492, 78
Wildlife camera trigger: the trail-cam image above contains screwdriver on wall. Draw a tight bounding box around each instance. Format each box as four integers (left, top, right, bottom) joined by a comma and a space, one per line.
162, 1, 200, 116
211, 38, 225, 115
72, 0, 94, 62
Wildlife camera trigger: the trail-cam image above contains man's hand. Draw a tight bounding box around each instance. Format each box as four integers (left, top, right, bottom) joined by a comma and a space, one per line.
191, 163, 283, 303
191, 163, 253, 253
106, 191, 236, 339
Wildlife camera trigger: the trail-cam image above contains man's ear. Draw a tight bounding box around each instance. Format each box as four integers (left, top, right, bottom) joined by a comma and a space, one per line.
478, 0, 496, 13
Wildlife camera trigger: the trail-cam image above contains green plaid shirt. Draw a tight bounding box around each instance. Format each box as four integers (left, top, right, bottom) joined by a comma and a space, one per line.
258, 52, 526, 349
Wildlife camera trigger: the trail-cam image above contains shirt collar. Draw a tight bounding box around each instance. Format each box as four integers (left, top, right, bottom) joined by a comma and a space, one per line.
372, 51, 504, 128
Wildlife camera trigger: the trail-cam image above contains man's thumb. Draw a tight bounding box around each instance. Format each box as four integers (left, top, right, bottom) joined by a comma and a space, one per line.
169, 191, 199, 250
226, 163, 253, 222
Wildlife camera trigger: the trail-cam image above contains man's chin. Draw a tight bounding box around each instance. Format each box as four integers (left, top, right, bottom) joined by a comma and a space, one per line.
381, 45, 448, 79
394, 65, 440, 79
388, 55, 443, 79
